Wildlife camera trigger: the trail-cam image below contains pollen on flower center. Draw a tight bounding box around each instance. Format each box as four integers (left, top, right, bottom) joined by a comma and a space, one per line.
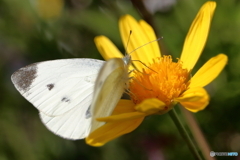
129, 55, 190, 107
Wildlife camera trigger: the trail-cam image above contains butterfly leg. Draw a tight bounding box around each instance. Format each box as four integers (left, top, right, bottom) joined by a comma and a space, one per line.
131, 60, 158, 73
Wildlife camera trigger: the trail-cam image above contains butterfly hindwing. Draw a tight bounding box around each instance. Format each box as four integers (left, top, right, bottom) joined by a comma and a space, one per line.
90, 58, 129, 132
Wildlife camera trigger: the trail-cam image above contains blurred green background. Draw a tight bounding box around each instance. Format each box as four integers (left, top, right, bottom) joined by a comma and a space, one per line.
1, 0, 240, 160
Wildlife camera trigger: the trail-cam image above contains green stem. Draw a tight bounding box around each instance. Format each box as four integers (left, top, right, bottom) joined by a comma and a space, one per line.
168, 108, 203, 160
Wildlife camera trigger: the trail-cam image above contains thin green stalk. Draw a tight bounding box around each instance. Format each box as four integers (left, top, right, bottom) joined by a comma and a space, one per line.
180, 107, 214, 160
168, 108, 203, 160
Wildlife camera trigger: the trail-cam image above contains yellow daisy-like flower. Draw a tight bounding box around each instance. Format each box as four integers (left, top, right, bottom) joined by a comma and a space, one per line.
86, 1, 228, 146
35, 0, 64, 20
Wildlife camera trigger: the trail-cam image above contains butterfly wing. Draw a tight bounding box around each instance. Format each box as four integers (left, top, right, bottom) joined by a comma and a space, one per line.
11, 58, 104, 139
11, 58, 104, 116
90, 58, 128, 132
39, 101, 92, 140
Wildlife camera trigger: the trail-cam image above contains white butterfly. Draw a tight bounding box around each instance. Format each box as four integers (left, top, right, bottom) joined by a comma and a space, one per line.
11, 57, 131, 140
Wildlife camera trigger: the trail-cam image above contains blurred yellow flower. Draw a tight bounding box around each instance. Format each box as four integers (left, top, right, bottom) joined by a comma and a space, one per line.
35, 0, 64, 19
86, 1, 228, 146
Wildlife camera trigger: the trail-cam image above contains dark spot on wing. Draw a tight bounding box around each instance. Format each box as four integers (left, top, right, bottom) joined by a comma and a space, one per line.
85, 105, 91, 119
61, 97, 70, 103
11, 63, 37, 92
47, 84, 54, 90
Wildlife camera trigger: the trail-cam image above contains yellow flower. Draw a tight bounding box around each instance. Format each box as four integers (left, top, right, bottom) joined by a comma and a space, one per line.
35, 0, 64, 20
86, 1, 228, 146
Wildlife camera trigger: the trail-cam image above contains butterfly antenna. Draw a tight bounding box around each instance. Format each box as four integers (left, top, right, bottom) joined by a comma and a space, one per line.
128, 37, 163, 56
125, 30, 132, 56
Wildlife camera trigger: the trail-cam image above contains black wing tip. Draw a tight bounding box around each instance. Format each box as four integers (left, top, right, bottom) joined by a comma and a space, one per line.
11, 63, 38, 92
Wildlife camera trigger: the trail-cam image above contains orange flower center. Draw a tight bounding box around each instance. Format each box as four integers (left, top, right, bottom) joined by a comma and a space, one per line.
129, 56, 190, 106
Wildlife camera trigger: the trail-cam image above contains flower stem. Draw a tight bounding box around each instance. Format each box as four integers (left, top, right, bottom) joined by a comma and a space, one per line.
168, 108, 203, 160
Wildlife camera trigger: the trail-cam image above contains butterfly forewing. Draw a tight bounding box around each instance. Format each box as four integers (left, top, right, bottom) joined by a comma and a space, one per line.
11, 59, 104, 116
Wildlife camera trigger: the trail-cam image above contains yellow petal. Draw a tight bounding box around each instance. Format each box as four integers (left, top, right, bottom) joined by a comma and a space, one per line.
189, 54, 228, 88
176, 87, 207, 101
139, 20, 161, 58
96, 99, 145, 122
111, 99, 136, 115
176, 87, 209, 112
94, 36, 135, 71
86, 118, 144, 147
97, 112, 146, 122
94, 36, 124, 60
119, 15, 158, 69
135, 98, 166, 115
180, 1, 216, 70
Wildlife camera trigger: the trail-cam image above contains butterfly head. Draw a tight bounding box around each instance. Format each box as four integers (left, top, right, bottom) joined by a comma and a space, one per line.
122, 54, 131, 66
